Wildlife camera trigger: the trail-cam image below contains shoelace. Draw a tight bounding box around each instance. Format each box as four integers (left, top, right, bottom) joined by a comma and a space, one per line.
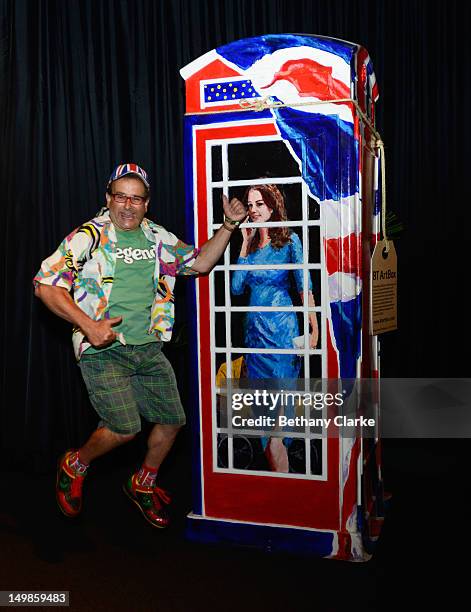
152, 486, 171, 508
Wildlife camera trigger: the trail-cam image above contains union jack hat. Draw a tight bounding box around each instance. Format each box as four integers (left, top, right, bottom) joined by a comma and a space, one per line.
107, 163, 150, 189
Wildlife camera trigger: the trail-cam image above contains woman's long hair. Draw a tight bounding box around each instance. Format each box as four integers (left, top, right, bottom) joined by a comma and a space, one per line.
243, 184, 291, 253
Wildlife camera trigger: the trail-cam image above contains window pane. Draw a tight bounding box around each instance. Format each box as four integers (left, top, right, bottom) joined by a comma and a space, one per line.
217, 434, 228, 468
299, 355, 323, 378
213, 271, 225, 307
310, 355, 323, 378
232, 436, 264, 470
287, 439, 306, 474
211, 145, 222, 182
212, 187, 223, 224
215, 353, 246, 385
310, 439, 323, 475
310, 269, 322, 306
229, 312, 246, 349
216, 395, 228, 429
308, 226, 321, 263
229, 231, 245, 266
228, 140, 300, 181
214, 312, 226, 348
308, 196, 320, 220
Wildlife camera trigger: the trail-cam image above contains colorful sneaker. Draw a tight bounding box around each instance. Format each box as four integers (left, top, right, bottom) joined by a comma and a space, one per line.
123, 473, 171, 528
56, 450, 86, 518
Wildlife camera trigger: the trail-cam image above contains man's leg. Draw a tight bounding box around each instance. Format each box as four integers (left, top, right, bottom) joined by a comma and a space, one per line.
123, 423, 183, 529
143, 423, 182, 469
121, 423, 180, 488
57, 347, 141, 518
77, 347, 142, 463
56, 429, 136, 518
123, 344, 186, 528
79, 427, 136, 464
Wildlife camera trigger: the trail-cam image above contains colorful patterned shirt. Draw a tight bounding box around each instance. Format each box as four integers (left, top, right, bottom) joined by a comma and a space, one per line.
33, 209, 200, 360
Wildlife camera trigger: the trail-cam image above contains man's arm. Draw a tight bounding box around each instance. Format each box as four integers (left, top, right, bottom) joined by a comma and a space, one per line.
191, 195, 246, 274
35, 284, 122, 348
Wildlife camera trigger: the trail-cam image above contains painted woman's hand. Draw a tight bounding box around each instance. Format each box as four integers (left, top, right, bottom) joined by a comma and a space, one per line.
309, 325, 319, 349
241, 220, 255, 244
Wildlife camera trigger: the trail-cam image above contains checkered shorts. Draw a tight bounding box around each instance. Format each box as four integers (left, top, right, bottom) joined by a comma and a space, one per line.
79, 343, 186, 434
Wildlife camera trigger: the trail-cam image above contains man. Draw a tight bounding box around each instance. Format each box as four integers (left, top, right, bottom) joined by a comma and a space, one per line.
34, 163, 245, 528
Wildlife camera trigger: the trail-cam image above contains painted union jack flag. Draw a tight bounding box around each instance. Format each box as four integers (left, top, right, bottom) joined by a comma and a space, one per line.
191, 34, 379, 380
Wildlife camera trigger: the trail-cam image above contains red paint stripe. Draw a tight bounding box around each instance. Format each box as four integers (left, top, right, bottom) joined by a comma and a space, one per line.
356, 47, 369, 113
325, 233, 361, 276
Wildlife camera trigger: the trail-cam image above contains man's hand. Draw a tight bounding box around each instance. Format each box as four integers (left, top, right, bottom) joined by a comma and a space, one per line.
222, 194, 246, 223
35, 284, 124, 348
82, 317, 122, 348
191, 195, 248, 274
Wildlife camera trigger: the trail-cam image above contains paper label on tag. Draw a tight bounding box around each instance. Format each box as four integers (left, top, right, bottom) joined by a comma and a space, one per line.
370, 240, 398, 335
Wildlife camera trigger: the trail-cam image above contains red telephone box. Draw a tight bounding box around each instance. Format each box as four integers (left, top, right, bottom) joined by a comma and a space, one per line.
180, 34, 385, 561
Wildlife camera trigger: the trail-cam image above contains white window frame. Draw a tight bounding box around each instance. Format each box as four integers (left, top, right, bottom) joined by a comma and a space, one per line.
206, 134, 329, 480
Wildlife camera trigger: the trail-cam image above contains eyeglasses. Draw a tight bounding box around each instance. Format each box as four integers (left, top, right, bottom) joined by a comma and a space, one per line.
111, 192, 147, 205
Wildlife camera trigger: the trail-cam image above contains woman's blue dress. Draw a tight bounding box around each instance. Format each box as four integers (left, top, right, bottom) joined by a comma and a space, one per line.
231, 232, 309, 379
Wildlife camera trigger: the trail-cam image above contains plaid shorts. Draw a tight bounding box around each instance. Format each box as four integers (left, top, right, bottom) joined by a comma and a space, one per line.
79, 343, 186, 434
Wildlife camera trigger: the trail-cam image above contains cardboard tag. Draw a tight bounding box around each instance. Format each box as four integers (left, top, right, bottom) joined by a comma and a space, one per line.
370, 240, 398, 335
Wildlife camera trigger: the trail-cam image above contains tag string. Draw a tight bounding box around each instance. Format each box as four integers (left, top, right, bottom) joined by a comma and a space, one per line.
375, 139, 389, 253
186, 96, 388, 250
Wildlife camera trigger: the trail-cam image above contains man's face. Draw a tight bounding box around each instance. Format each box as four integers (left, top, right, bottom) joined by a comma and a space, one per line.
105, 176, 149, 231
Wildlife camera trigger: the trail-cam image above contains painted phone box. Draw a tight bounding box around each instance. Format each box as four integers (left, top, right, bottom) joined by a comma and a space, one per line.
180, 35, 385, 561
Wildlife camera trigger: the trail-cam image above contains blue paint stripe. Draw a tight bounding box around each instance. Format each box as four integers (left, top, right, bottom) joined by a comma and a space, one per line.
184, 116, 203, 515
330, 294, 362, 378
217, 34, 356, 69
186, 515, 335, 557
185, 108, 273, 127
273, 106, 358, 201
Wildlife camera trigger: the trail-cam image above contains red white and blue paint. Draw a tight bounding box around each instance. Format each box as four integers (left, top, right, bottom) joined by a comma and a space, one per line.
180, 34, 385, 562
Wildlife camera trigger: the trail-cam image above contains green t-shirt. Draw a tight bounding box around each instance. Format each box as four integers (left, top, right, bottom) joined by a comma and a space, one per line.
85, 228, 159, 354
